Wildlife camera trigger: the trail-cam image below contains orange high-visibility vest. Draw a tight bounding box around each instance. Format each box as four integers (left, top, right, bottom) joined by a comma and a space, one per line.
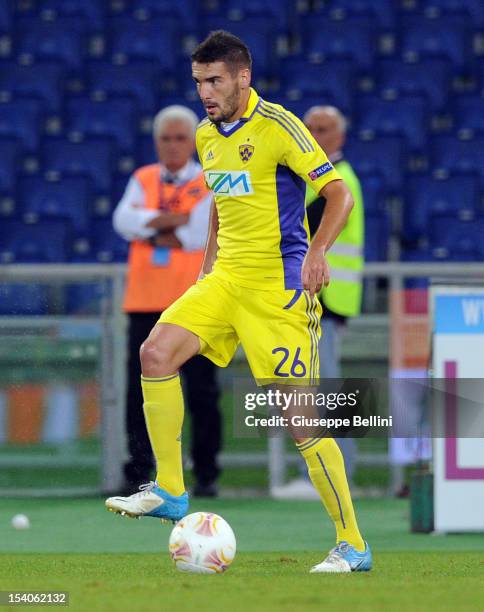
123, 164, 208, 312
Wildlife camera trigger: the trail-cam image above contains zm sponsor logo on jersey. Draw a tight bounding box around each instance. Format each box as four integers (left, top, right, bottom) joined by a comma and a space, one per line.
205, 171, 254, 196
308, 162, 333, 181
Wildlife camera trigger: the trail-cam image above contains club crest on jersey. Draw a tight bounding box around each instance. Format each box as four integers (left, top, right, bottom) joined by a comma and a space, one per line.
205, 171, 254, 196
239, 144, 254, 163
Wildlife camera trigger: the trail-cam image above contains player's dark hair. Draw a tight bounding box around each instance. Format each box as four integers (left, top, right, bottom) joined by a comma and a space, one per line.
191, 30, 252, 73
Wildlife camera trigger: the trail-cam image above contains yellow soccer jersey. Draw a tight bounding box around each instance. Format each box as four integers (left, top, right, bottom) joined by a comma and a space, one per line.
196, 88, 342, 290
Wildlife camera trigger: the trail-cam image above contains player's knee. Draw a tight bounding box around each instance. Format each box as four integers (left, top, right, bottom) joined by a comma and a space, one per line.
139, 338, 175, 376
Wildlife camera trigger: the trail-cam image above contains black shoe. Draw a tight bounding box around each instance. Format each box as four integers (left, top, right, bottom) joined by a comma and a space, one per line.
192, 482, 218, 498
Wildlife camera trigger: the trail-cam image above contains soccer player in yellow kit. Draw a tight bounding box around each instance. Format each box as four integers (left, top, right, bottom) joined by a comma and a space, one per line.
106, 31, 372, 573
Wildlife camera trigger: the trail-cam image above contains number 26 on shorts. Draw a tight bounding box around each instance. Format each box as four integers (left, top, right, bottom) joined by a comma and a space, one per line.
272, 347, 307, 377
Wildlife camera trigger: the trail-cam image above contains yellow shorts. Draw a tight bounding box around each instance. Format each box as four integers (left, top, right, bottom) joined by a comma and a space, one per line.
159, 272, 321, 382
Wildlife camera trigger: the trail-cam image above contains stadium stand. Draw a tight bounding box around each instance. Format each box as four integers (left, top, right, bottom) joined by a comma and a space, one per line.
403, 175, 479, 242
300, 16, 376, 69
376, 59, 450, 112
0, 0, 483, 264
41, 138, 117, 193
15, 17, 88, 69
19, 176, 93, 232
429, 214, 484, 259
0, 138, 19, 197
431, 136, 484, 187
0, 99, 42, 152
365, 211, 391, 262
38, 0, 106, 30
0, 219, 69, 263
65, 97, 137, 151
279, 59, 354, 113
0, 283, 49, 315
86, 61, 160, 114
0, 61, 65, 113
399, 16, 472, 69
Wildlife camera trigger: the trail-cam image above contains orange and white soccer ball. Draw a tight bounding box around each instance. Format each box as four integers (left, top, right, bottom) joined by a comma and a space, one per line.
168, 512, 236, 574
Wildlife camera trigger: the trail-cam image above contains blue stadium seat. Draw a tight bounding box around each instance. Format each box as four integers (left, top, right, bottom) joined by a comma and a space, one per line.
110, 16, 180, 72
0, 99, 42, 152
174, 58, 200, 99
111, 174, 131, 208
453, 95, 484, 135
40, 0, 105, 30
66, 97, 137, 152
377, 59, 450, 112
346, 136, 405, 191
225, 0, 295, 31
91, 219, 129, 262
155, 94, 204, 119
136, 135, 157, 167
311, 0, 396, 28
423, 0, 484, 28
300, 16, 375, 69
272, 96, 341, 122
400, 16, 470, 69
402, 247, 476, 263
279, 59, 354, 114
359, 175, 386, 212
16, 18, 87, 69
403, 175, 479, 240
19, 176, 93, 232
402, 245, 479, 291
0, 284, 49, 315
0, 1, 12, 32
0, 138, 19, 196
201, 17, 277, 75
365, 211, 391, 261
429, 214, 484, 260
64, 283, 105, 314
357, 96, 427, 150
0, 220, 69, 262
430, 136, 484, 185
131, 0, 198, 31
41, 138, 116, 193
0, 62, 64, 113
86, 61, 158, 114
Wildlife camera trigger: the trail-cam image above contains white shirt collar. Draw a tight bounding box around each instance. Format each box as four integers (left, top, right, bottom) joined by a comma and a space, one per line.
220, 119, 240, 132
160, 159, 200, 184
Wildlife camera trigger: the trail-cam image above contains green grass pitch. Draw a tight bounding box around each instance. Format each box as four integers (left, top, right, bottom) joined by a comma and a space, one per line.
1, 498, 483, 611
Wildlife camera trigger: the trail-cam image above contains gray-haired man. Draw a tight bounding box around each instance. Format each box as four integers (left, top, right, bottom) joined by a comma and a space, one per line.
113, 105, 221, 497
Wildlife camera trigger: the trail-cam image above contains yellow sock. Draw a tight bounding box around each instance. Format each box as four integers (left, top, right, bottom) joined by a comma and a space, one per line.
297, 437, 365, 551
141, 374, 185, 496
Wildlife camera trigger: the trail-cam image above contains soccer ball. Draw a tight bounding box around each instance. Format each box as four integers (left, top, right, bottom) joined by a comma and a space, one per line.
168, 512, 236, 574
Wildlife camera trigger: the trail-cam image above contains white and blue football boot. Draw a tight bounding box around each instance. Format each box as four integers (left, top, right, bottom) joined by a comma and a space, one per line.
105, 481, 188, 524
310, 541, 372, 573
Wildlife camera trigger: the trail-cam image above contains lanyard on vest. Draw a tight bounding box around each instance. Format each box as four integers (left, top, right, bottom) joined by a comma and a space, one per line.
157, 179, 187, 211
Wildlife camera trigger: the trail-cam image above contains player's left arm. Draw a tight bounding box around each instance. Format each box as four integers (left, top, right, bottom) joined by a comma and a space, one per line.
302, 180, 353, 297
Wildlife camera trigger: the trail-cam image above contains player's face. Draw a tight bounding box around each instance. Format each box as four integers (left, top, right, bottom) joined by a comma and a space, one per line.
305, 112, 344, 156
155, 120, 195, 172
192, 61, 247, 125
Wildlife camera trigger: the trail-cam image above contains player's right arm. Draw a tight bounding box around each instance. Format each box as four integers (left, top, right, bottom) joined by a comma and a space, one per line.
199, 199, 218, 279
276, 109, 351, 296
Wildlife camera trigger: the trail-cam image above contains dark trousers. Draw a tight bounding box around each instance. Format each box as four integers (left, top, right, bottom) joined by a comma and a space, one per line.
124, 312, 222, 487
